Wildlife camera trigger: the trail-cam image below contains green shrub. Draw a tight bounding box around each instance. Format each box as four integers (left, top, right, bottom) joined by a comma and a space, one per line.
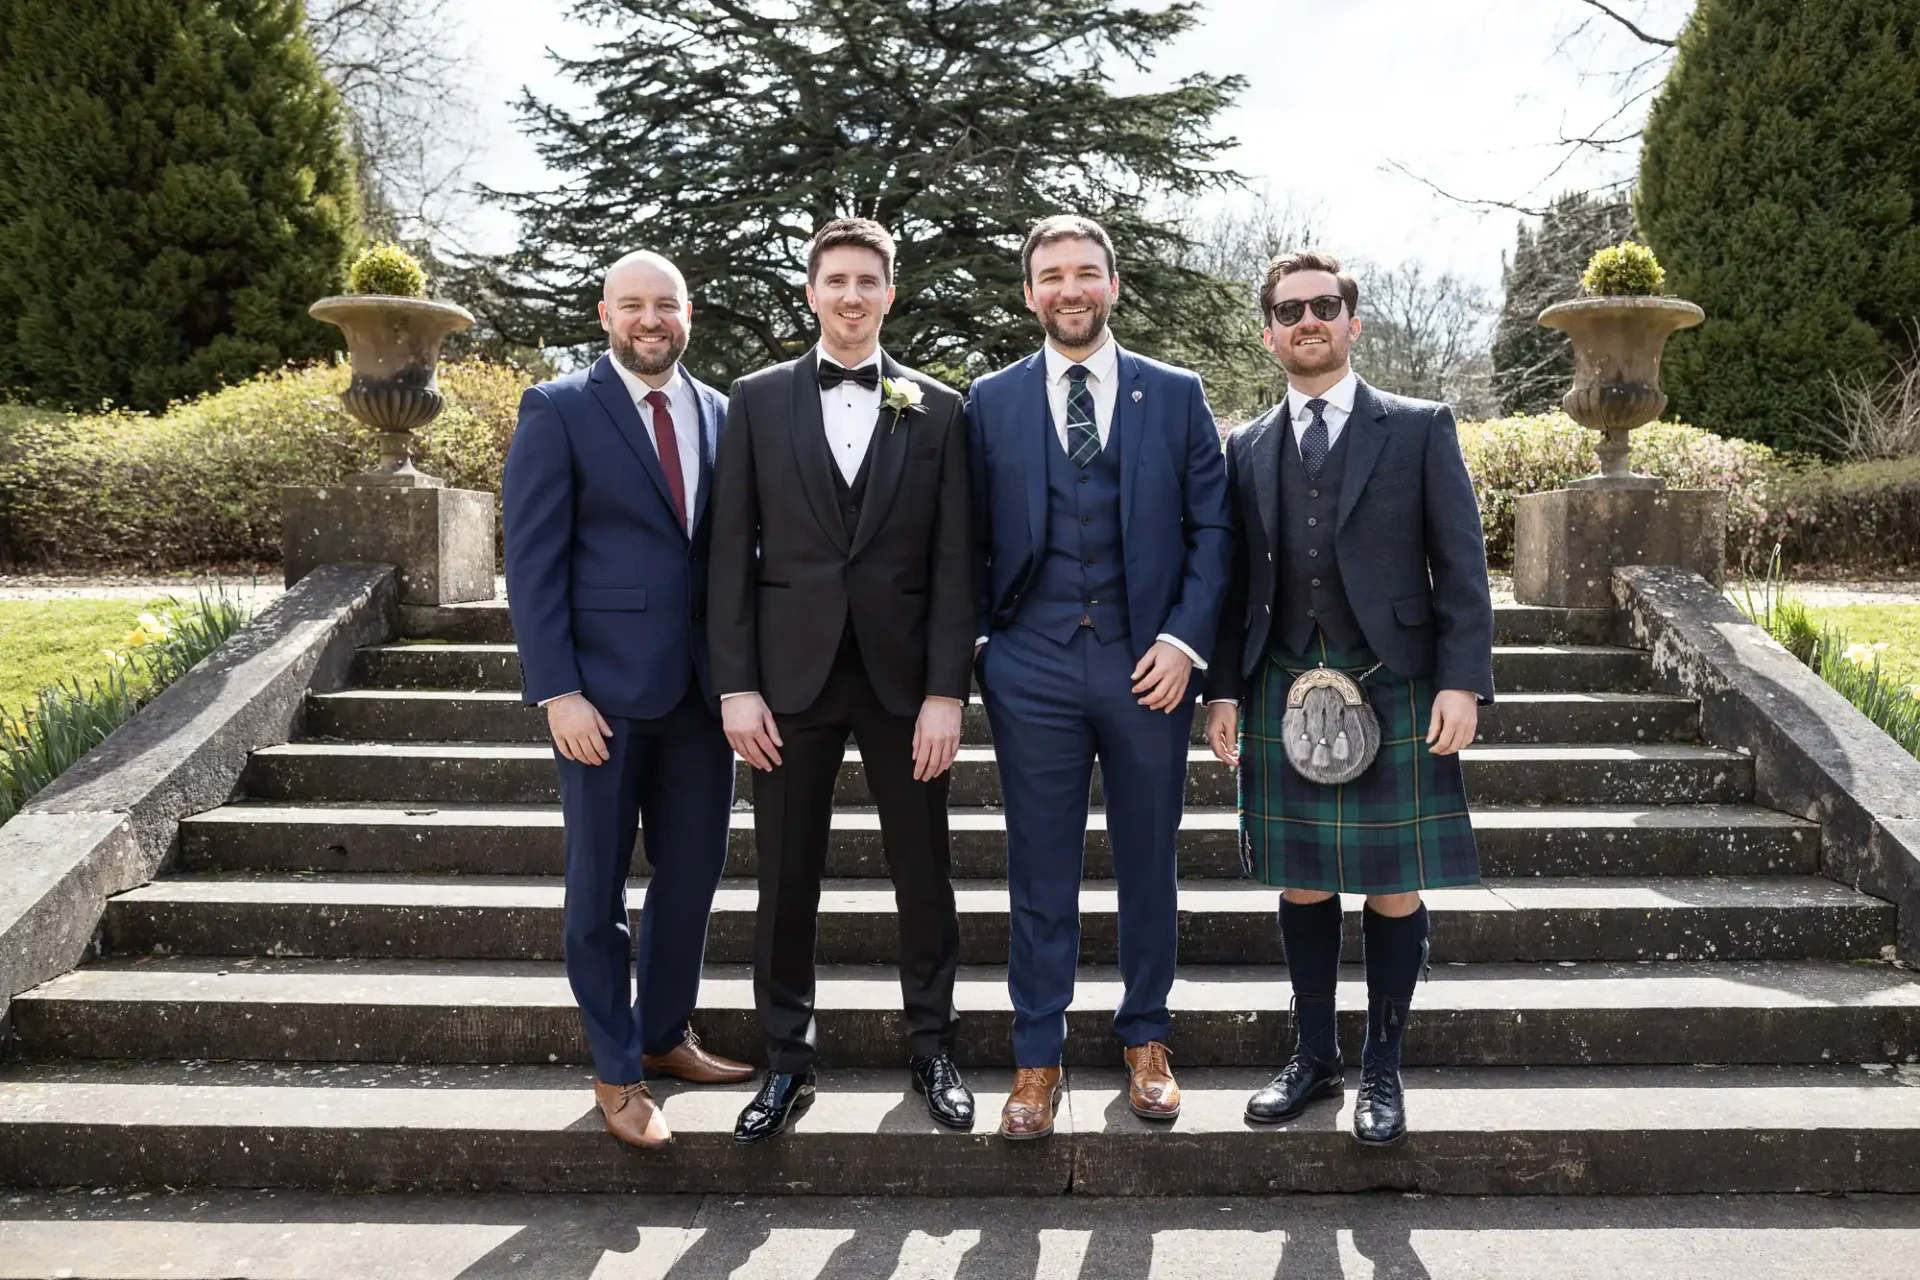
1581, 242, 1664, 297
1764, 456, 1920, 574
1813, 628, 1920, 763
0, 360, 532, 569
349, 245, 429, 298
1459, 412, 1776, 566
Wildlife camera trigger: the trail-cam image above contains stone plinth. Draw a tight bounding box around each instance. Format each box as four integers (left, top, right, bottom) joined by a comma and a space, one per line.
284, 486, 494, 606
1514, 487, 1723, 610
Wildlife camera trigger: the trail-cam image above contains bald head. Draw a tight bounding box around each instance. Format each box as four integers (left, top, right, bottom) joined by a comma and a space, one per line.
599, 251, 692, 382
602, 250, 687, 305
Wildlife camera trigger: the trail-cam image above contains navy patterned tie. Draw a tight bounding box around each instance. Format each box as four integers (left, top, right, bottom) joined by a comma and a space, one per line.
1299, 397, 1330, 480
1065, 365, 1102, 468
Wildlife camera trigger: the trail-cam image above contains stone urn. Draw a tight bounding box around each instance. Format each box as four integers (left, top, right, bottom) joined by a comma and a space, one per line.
1538, 295, 1704, 489
309, 294, 475, 488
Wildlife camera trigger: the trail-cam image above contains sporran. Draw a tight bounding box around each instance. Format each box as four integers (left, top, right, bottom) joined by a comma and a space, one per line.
1282, 664, 1383, 785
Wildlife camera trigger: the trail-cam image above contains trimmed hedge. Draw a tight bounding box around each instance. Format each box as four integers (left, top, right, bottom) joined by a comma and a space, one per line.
0, 360, 530, 568
2, 364, 1916, 575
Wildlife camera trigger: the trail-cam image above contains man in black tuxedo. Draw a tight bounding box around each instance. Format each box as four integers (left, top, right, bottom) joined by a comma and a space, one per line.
708, 217, 976, 1143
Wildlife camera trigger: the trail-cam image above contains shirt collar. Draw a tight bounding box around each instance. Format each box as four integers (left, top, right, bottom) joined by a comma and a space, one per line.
1043, 331, 1118, 384
1286, 368, 1358, 418
816, 344, 883, 373
609, 352, 684, 405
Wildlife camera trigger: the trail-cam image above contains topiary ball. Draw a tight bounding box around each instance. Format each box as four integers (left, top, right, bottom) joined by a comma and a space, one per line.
348, 244, 428, 298
1581, 241, 1665, 297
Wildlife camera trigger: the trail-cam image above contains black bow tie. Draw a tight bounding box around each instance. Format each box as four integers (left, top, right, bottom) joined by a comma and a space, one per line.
817, 360, 879, 391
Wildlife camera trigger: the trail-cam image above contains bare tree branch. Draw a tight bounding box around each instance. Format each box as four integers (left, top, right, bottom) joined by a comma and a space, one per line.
1574, 0, 1678, 46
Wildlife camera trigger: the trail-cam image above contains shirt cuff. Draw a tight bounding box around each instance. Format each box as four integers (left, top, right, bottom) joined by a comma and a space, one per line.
537, 691, 581, 706
1156, 633, 1207, 670
975, 636, 989, 647
1205, 698, 1238, 706
719, 691, 757, 701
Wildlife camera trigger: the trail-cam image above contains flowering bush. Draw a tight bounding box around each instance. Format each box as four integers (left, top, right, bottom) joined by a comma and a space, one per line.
1581, 241, 1666, 296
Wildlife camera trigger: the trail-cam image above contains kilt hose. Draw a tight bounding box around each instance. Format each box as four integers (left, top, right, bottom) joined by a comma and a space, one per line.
1238, 632, 1480, 894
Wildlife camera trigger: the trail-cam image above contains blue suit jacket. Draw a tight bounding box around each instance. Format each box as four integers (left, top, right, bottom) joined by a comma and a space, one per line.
1203, 377, 1496, 703
966, 345, 1232, 664
502, 353, 726, 721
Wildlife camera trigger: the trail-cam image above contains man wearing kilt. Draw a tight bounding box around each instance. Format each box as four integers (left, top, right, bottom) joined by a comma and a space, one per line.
1203, 250, 1495, 1147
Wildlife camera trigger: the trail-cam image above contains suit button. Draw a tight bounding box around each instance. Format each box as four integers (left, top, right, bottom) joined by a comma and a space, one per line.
1084, 558, 1095, 566
1309, 489, 1320, 499
1307, 517, 1318, 527
1079, 475, 1090, 485
1311, 578, 1321, 587
1307, 609, 1316, 619
1082, 515, 1093, 524
1308, 549, 1319, 558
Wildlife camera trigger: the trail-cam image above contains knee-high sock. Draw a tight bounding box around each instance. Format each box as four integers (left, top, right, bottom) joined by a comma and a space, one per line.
1280, 895, 1343, 1064
1362, 903, 1430, 1072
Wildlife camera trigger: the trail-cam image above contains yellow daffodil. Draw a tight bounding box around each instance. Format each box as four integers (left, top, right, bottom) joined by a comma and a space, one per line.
1842, 641, 1890, 669
1908, 683, 1920, 702
101, 648, 127, 667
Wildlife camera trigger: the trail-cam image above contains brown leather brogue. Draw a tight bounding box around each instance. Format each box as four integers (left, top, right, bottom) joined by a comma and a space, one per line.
595, 1079, 673, 1149
999, 1066, 1065, 1140
642, 1030, 754, 1084
1123, 1042, 1181, 1120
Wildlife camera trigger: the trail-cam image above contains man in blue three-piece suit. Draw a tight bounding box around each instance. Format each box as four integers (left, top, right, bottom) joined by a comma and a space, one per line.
502, 250, 753, 1151
967, 215, 1233, 1140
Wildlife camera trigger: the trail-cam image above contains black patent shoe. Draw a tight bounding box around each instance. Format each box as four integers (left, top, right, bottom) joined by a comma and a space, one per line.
910, 1053, 976, 1131
1352, 1060, 1407, 1147
1244, 1052, 1345, 1125
733, 1070, 817, 1145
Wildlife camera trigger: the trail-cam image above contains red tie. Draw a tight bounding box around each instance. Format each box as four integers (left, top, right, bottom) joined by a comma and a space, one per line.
643, 390, 690, 532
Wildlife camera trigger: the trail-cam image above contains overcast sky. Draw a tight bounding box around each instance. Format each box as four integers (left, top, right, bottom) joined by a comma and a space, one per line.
449, 0, 1694, 290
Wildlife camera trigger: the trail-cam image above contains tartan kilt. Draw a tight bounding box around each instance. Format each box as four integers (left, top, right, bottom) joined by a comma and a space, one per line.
1238, 633, 1480, 894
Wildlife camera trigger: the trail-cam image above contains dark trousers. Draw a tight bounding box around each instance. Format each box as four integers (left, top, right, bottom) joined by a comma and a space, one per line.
753, 645, 961, 1073
556, 684, 734, 1084
980, 623, 1191, 1067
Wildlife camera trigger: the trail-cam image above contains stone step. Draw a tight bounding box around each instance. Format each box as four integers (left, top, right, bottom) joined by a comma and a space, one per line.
306, 688, 1701, 747
399, 600, 1617, 648
351, 643, 1653, 695
179, 802, 1818, 880
3, 1059, 1916, 1195
98, 875, 1890, 965
242, 742, 1755, 808
16, 957, 1917, 1069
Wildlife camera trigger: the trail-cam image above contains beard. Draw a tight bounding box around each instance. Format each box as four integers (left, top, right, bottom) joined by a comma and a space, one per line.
1277, 332, 1346, 379
612, 325, 688, 378
1038, 296, 1112, 350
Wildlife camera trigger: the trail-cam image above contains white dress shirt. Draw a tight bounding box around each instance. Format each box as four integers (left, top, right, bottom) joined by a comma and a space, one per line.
1287, 368, 1358, 453
977, 334, 1204, 670
1042, 332, 1119, 451
818, 345, 884, 485
1205, 367, 1362, 706
609, 355, 702, 531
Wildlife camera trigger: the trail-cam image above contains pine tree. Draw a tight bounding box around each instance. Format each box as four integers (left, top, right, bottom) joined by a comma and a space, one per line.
0, 0, 362, 411
482, 0, 1244, 387
1637, 0, 1920, 453
1491, 190, 1638, 416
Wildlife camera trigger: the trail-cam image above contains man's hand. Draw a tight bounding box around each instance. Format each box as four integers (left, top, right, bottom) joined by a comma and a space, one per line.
1206, 702, 1239, 767
723, 693, 784, 771
547, 693, 612, 765
1131, 640, 1195, 713
1426, 689, 1479, 756
912, 696, 963, 783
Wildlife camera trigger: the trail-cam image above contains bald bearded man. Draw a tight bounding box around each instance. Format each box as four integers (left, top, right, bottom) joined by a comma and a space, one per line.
504, 250, 752, 1151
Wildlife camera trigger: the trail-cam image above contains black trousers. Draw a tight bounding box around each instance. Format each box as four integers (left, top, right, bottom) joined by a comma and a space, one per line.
752, 644, 961, 1072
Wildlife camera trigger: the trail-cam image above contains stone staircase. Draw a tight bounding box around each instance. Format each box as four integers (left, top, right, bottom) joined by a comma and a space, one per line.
4, 601, 1918, 1196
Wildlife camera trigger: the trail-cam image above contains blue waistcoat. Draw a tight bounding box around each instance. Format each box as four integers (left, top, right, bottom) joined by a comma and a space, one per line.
1018, 424, 1129, 644
1274, 423, 1363, 656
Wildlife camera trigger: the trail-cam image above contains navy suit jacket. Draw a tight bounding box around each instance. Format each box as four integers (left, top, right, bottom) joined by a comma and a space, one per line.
1204, 377, 1496, 704
502, 353, 726, 721
966, 345, 1232, 664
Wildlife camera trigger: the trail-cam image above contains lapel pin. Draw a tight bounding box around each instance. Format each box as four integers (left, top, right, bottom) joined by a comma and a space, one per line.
1131, 390, 1143, 402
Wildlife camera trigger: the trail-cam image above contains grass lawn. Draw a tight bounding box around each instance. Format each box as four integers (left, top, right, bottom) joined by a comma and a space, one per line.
0, 598, 171, 714
1806, 604, 1920, 688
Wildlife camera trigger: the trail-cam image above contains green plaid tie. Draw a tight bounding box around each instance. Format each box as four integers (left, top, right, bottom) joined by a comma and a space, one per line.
1065, 365, 1102, 467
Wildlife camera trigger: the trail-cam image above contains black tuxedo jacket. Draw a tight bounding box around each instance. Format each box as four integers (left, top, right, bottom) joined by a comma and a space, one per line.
708, 349, 973, 718
1204, 377, 1496, 704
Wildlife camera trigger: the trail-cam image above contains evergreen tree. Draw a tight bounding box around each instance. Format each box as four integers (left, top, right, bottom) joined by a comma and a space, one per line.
1637, 0, 1920, 453
483, 0, 1244, 387
1490, 190, 1637, 416
0, 0, 361, 411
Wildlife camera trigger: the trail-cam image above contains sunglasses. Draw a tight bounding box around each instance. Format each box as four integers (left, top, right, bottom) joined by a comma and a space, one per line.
1269, 294, 1347, 327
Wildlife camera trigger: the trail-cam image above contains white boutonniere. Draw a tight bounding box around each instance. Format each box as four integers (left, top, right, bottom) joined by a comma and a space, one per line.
881, 375, 925, 433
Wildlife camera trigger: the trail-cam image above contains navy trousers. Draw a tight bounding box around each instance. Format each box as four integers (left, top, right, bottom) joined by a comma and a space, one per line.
555, 684, 734, 1084
980, 624, 1192, 1066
